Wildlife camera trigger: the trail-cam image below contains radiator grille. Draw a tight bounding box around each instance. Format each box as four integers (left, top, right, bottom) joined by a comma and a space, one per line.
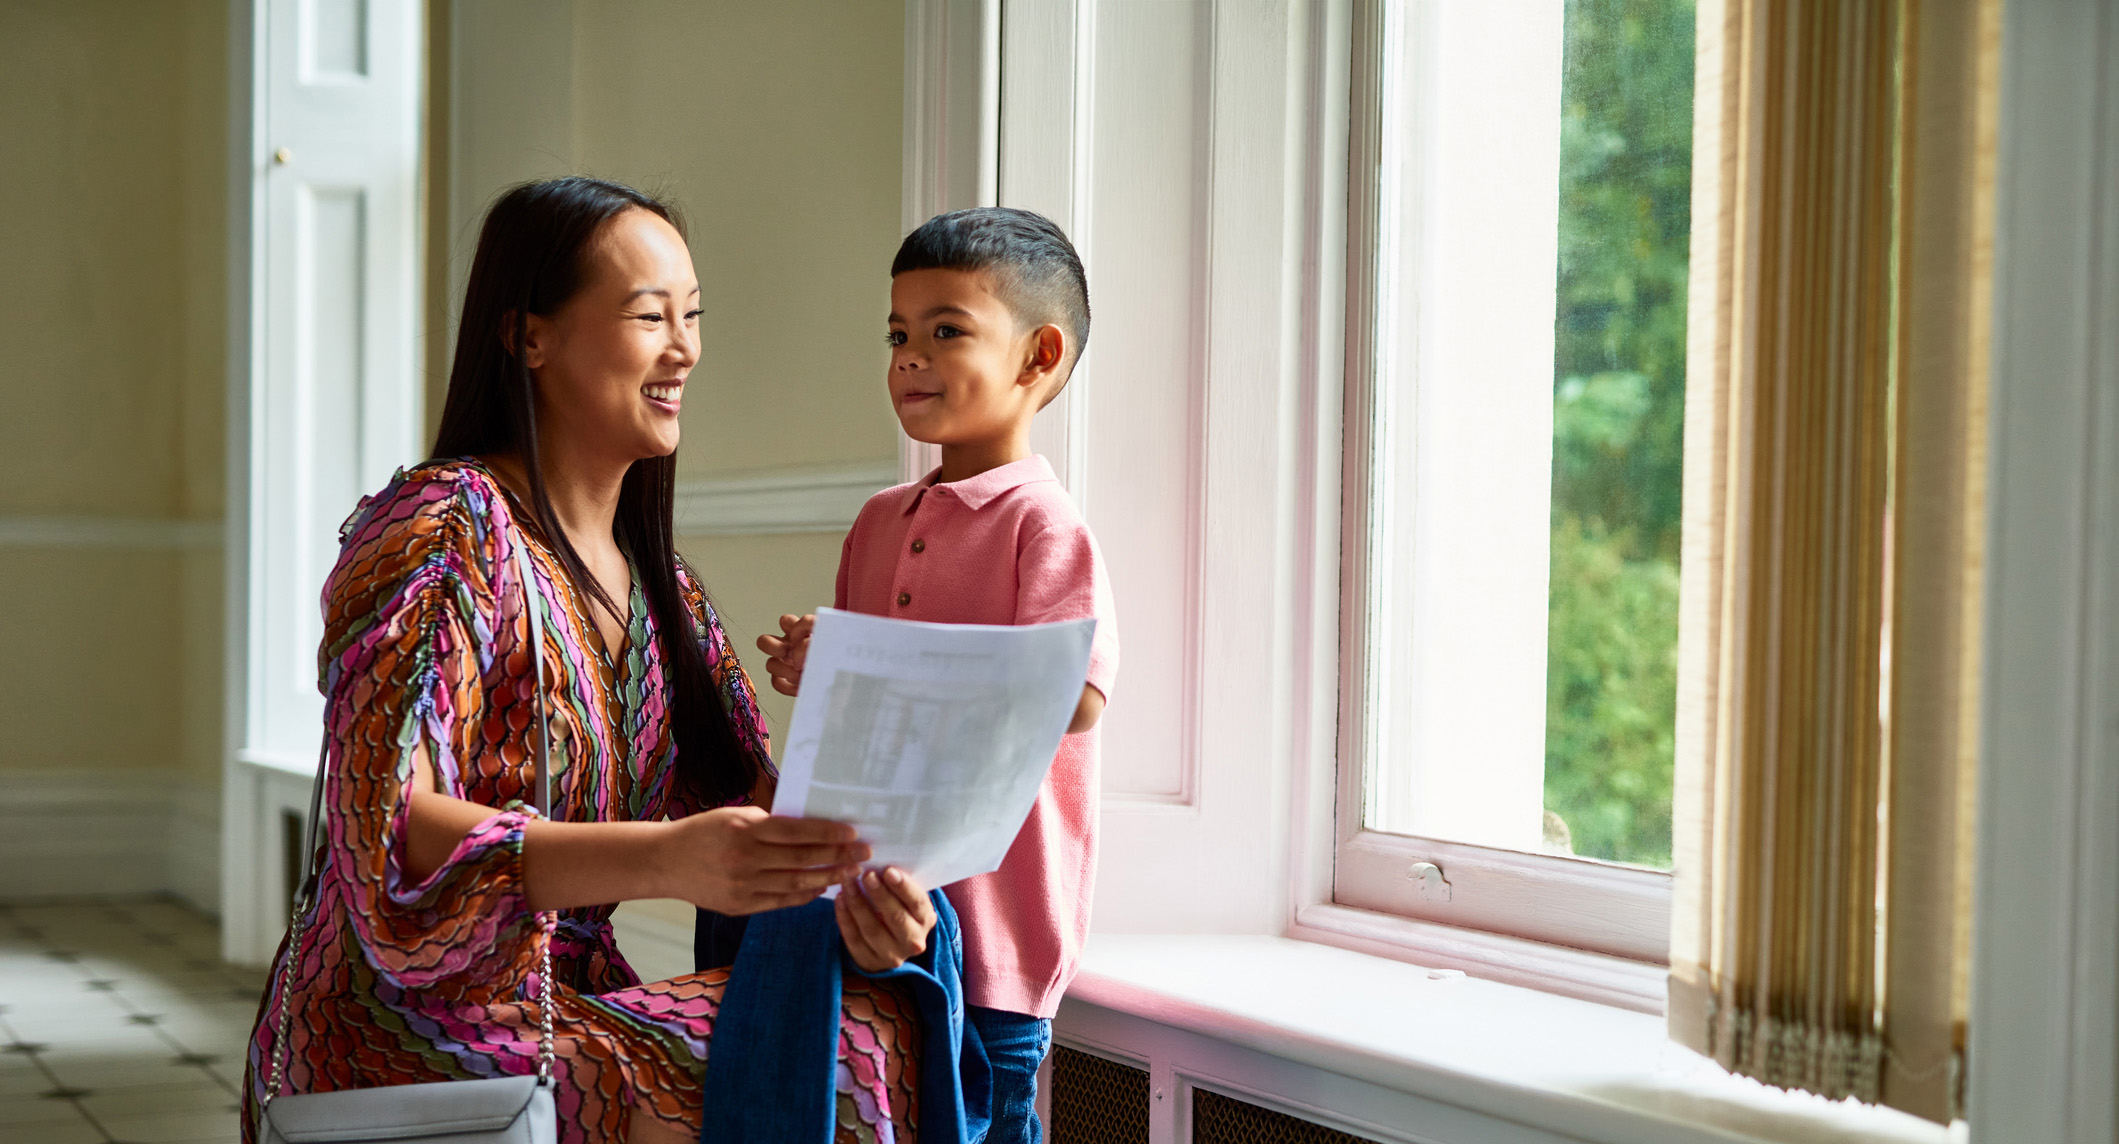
1050, 1044, 1150, 1144
1192, 1088, 1382, 1144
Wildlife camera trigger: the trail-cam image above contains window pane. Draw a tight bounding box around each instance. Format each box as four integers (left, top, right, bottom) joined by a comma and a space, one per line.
1359, 1, 1567, 851
1541, 0, 1695, 869
1357, 0, 1692, 868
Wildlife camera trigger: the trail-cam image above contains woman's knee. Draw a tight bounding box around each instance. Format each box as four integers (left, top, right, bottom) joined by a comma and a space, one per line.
627, 1116, 694, 1144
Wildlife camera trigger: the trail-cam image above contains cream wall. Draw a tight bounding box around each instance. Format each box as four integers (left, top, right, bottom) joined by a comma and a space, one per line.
441, 0, 905, 737
0, 1, 228, 784
0, 0, 887, 906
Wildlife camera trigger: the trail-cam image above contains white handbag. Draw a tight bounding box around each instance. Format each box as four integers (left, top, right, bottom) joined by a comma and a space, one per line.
259, 540, 561, 1144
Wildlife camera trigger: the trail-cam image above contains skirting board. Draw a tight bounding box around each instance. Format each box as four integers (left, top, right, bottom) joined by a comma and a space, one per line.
673, 463, 898, 536
0, 770, 221, 914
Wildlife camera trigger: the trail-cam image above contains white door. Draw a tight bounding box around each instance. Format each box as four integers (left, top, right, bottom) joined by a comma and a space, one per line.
223, 0, 423, 964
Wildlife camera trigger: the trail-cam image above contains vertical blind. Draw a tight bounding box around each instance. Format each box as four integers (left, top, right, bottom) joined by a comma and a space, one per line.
1668, 0, 1995, 1124
1881, 0, 1996, 1121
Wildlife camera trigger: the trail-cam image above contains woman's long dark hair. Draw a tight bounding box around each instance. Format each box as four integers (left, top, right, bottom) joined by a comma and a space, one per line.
431, 176, 755, 806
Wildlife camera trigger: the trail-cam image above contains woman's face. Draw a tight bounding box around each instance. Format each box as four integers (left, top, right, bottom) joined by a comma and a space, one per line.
520, 208, 700, 466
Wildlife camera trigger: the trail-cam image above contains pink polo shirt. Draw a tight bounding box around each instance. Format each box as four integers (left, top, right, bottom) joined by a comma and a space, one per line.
835, 454, 1118, 1017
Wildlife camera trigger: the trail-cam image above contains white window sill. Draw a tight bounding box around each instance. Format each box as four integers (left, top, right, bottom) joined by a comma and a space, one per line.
1062, 933, 1959, 1144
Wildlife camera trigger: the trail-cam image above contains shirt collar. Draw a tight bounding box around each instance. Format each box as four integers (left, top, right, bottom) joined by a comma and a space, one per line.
898, 454, 1058, 514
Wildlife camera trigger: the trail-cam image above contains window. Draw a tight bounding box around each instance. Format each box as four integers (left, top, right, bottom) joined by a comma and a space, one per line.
1334, 0, 1696, 964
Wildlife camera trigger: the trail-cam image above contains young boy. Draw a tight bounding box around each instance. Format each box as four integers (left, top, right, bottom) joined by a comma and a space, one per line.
759, 207, 1118, 1143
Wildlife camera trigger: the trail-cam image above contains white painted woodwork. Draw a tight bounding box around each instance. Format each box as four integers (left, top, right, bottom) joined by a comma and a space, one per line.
1289, 900, 1665, 1013
223, 0, 422, 964
1322, 831, 1670, 975
671, 464, 900, 537
1057, 934, 1951, 1144
1966, 0, 2119, 1138
1316, 0, 1669, 974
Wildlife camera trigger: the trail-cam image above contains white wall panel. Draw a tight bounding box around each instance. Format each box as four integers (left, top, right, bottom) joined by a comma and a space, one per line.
1967, 0, 2119, 1137
1078, 0, 1209, 805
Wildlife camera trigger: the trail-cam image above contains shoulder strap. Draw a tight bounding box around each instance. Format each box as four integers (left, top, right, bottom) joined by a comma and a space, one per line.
512, 537, 552, 818
268, 521, 557, 1107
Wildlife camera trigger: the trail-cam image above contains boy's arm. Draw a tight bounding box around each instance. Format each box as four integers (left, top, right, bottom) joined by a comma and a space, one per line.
1020, 518, 1120, 733
1070, 683, 1105, 733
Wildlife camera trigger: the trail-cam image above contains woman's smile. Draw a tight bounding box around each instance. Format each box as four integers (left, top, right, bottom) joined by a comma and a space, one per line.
644, 379, 684, 414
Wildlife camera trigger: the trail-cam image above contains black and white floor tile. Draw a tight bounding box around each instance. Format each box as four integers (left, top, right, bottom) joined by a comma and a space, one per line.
0, 899, 264, 1144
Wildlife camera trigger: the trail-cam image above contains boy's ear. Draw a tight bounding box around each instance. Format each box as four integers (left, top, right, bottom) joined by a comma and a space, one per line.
1018, 324, 1068, 388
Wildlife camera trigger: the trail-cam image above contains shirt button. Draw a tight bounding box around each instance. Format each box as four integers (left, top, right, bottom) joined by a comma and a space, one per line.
897, 591, 912, 607
911, 539, 926, 554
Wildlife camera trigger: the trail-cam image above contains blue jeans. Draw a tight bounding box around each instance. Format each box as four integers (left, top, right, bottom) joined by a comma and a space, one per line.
966, 1006, 1051, 1144
697, 898, 989, 1144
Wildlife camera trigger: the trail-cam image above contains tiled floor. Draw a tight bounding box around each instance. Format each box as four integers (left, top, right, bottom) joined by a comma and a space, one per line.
0, 898, 263, 1144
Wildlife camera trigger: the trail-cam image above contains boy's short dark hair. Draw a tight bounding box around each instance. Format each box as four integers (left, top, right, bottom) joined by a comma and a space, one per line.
892, 208, 1091, 392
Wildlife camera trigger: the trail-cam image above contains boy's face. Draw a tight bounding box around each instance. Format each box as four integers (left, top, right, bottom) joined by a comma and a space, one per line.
886, 268, 1062, 448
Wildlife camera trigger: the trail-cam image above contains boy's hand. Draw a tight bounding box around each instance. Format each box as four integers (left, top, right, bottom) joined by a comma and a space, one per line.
756, 613, 814, 697
836, 866, 938, 973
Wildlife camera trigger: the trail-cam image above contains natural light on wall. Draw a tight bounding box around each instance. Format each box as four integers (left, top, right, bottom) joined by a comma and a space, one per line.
1361, 0, 1694, 869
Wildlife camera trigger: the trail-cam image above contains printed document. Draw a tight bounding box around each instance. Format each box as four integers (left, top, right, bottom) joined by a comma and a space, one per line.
770, 607, 1097, 889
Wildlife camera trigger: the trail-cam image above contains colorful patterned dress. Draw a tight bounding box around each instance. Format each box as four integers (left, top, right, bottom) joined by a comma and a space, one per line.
241, 459, 919, 1143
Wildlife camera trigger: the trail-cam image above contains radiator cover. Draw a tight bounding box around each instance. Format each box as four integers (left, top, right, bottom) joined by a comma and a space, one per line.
1192, 1087, 1384, 1144
1050, 1044, 1150, 1144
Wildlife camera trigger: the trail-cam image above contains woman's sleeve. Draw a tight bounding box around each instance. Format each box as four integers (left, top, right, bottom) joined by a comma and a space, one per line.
670, 562, 777, 816
316, 471, 535, 988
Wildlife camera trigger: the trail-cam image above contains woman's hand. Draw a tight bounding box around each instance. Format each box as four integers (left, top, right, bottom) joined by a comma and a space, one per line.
658, 807, 870, 916
746, 767, 779, 812
836, 867, 938, 973
756, 613, 814, 697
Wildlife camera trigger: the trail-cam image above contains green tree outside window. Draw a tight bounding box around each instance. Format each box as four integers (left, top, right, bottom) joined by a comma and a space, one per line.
1543, 0, 1695, 868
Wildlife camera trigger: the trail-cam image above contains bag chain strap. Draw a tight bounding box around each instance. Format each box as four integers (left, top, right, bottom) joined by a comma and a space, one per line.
264, 533, 559, 1104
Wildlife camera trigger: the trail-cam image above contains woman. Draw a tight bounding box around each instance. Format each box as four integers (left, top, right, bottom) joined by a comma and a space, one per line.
241, 177, 937, 1144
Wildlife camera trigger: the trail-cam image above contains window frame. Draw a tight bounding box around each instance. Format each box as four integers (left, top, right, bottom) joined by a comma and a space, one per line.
1310, 0, 1675, 997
